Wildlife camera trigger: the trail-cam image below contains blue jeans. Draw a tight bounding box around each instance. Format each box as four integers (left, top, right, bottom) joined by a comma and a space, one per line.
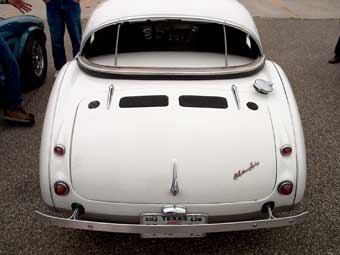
335, 36, 340, 56
0, 34, 23, 110
46, 0, 82, 70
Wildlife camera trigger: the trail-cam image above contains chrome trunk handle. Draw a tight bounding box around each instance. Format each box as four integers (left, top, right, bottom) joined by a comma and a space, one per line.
162, 205, 187, 215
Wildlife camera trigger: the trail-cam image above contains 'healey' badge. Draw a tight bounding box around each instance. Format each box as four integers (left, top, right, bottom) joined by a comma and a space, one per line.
234, 162, 260, 180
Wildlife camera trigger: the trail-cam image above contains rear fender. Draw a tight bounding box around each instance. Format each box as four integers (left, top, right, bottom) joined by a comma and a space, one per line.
273, 62, 306, 205
40, 63, 70, 208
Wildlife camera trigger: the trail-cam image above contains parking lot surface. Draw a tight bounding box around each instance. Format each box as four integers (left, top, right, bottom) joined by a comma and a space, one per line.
1, 2, 340, 255
1, 0, 340, 19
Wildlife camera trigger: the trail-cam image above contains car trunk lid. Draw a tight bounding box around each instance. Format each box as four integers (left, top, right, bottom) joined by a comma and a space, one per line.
70, 91, 276, 204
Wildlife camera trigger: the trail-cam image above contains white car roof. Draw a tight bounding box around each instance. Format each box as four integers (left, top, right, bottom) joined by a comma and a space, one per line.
83, 0, 260, 42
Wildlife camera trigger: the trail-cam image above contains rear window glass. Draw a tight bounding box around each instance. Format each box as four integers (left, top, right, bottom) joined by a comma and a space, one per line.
84, 25, 118, 58
117, 21, 225, 54
82, 20, 261, 68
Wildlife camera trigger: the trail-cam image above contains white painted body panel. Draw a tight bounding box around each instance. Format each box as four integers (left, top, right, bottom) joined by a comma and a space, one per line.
71, 88, 275, 204
273, 63, 306, 204
39, 1, 306, 227
40, 60, 306, 217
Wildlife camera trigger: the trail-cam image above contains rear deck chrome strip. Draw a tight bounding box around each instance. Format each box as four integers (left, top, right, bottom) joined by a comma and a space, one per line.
232, 85, 240, 110
107, 84, 114, 109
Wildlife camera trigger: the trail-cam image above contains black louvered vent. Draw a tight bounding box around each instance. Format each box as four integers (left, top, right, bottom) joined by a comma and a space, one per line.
119, 95, 169, 108
179, 96, 228, 108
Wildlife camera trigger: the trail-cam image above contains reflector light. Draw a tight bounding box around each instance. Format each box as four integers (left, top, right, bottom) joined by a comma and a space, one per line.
278, 181, 293, 195
54, 144, 65, 155
280, 145, 292, 156
54, 181, 69, 196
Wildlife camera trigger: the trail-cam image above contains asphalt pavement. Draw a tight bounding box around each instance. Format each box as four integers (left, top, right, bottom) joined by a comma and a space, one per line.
2, 0, 340, 19
1, 5, 340, 255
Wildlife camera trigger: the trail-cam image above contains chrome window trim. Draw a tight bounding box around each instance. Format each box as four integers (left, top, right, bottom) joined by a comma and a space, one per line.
77, 55, 265, 79
80, 16, 264, 79
114, 23, 121, 67
223, 25, 228, 67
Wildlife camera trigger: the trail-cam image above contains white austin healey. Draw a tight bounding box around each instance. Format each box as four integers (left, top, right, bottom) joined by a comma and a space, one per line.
36, 0, 308, 238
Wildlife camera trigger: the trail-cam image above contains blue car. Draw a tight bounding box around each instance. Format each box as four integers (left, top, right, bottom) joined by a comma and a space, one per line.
0, 15, 47, 89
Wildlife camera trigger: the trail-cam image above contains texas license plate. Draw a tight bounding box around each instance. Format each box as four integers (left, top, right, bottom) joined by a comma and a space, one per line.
141, 214, 207, 238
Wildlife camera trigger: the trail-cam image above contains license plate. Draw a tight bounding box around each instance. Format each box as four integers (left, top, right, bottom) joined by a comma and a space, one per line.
141, 214, 207, 238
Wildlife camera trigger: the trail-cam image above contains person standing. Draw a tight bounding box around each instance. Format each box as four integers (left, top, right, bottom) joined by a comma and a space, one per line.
0, 0, 35, 126
44, 0, 82, 75
328, 36, 340, 64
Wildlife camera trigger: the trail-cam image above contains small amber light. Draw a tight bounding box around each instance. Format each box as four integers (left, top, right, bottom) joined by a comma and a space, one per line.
54, 181, 69, 196
278, 181, 293, 195
54, 145, 65, 156
280, 145, 292, 156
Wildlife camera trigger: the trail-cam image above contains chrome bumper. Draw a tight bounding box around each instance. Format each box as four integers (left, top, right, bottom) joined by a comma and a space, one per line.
34, 210, 308, 234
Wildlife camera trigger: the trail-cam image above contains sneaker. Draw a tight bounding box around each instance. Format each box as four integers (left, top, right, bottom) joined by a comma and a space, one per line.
3, 107, 35, 126
328, 55, 340, 64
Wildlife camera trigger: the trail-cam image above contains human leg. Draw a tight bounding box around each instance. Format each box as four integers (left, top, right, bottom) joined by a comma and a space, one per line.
0, 35, 34, 125
65, 2, 82, 57
0, 34, 23, 110
46, 3, 67, 70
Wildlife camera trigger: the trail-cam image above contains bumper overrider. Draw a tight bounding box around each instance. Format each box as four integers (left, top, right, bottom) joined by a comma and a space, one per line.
34, 208, 308, 235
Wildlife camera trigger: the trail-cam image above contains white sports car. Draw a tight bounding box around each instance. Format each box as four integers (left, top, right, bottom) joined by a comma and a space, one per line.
36, 0, 308, 238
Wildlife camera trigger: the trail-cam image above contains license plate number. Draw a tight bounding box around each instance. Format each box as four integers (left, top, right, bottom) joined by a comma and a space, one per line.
141, 214, 207, 238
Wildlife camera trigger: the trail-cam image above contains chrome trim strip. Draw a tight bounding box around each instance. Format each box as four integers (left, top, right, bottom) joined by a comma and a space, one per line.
114, 24, 121, 67
231, 85, 240, 110
170, 160, 179, 196
107, 84, 114, 109
266, 106, 279, 192
223, 25, 228, 67
162, 205, 187, 215
77, 55, 265, 79
34, 210, 308, 234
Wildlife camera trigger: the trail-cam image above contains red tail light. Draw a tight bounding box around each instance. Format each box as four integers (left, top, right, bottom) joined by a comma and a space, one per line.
280, 145, 292, 156
54, 181, 69, 196
54, 144, 65, 156
278, 181, 293, 195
